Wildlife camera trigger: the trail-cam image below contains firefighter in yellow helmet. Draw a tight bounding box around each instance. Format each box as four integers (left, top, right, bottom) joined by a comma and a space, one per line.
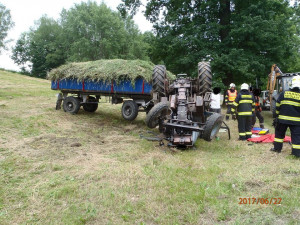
225, 83, 238, 120
231, 83, 255, 140
271, 75, 300, 157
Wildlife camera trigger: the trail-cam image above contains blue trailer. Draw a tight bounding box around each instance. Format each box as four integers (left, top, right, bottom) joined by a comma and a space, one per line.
51, 77, 155, 121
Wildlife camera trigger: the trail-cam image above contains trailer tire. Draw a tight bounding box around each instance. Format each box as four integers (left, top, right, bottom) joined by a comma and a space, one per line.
83, 96, 98, 112
203, 113, 223, 141
63, 96, 81, 114
152, 65, 167, 97
122, 100, 139, 121
197, 62, 212, 94
145, 102, 170, 129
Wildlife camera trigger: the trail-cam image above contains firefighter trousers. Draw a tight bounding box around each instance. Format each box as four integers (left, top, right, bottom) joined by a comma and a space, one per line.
274, 122, 300, 157
238, 116, 252, 140
252, 110, 264, 128
226, 104, 234, 120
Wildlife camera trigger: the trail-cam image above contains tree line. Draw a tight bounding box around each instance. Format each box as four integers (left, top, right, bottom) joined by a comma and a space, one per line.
119, 0, 300, 87
2, 1, 300, 87
11, 2, 152, 78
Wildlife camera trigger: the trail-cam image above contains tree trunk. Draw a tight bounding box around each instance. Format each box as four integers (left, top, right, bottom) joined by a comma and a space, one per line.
219, 0, 232, 86
219, 0, 231, 42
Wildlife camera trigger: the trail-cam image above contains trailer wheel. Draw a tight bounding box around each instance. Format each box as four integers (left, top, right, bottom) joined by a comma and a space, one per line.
63, 96, 81, 114
152, 65, 167, 97
203, 113, 223, 141
122, 101, 139, 121
197, 62, 212, 94
83, 96, 98, 112
145, 102, 170, 129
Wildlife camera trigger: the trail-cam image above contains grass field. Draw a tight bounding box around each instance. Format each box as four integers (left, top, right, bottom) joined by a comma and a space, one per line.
0, 70, 299, 225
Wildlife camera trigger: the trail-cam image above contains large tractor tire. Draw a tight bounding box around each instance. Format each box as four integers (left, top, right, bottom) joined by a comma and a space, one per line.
122, 100, 139, 121
83, 96, 98, 113
63, 96, 81, 114
197, 61, 212, 94
203, 113, 223, 141
152, 65, 167, 97
145, 102, 170, 129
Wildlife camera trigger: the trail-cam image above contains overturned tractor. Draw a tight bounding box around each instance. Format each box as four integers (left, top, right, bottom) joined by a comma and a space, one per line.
146, 62, 225, 147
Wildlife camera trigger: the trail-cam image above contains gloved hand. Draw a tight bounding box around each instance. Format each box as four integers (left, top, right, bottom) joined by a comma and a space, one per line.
272, 118, 278, 128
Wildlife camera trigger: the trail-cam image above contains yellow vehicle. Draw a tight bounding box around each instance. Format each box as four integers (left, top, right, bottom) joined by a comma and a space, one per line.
267, 64, 300, 117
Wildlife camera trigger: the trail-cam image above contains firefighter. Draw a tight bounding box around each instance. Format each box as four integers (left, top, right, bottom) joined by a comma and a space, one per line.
231, 83, 255, 140
252, 88, 264, 128
225, 83, 238, 120
271, 75, 300, 157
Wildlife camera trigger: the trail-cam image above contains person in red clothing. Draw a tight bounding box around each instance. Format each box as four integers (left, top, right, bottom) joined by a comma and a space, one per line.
251, 88, 264, 128
225, 83, 238, 120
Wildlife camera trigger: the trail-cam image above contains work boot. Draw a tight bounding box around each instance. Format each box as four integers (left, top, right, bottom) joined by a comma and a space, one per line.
260, 124, 265, 129
292, 149, 300, 157
270, 148, 281, 153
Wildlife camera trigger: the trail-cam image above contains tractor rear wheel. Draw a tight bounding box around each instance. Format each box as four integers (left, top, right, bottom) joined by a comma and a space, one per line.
122, 100, 139, 121
197, 62, 212, 94
203, 113, 223, 141
152, 65, 167, 98
145, 102, 170, 129
83, 96, 98, 112
63, 96, 81, 114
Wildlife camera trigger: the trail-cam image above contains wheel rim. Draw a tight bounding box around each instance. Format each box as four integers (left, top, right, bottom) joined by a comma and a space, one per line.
210, 122, 221, 139
67, 102, 74, 111
124, 105, 132, 116
152, 107, 170, 127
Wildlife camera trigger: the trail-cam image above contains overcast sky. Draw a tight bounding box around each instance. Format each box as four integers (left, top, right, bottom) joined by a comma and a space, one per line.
0, 0, 152, 71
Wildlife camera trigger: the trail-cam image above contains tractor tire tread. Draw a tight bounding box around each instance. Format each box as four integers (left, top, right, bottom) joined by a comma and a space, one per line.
203, 113, 223, 141
145, 102, 170, 128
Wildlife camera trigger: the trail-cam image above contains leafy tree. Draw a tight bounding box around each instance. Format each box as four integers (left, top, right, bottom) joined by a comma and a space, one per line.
12, 2, 150, 77
119, 0, 300, 87
0, 3, 14, 53
60, 2, 149, 62
11, 32, 31, 72
12, 16, 66, 78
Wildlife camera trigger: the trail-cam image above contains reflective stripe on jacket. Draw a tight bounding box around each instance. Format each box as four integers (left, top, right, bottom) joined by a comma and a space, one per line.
276, 90, 300, 125
231, 90, 254, 116
225, 89, 237, 104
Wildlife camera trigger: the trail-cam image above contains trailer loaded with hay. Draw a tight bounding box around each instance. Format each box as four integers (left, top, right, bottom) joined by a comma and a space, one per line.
49, 59, 228, 148
49, 59, 174, 121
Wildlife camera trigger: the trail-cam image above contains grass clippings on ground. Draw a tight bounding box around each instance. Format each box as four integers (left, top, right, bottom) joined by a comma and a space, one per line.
0, 70, 299, 224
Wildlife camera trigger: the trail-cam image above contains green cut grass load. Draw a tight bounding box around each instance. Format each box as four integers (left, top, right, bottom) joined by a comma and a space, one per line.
47, 59, 175, 84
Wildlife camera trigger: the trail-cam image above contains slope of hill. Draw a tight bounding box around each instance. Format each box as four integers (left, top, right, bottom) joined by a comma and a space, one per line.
0, 70, 299, 224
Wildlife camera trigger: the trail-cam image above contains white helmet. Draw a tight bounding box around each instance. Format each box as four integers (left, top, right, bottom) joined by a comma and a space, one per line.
291, 75, 300, 89
229, 83, 236, 88
241, 83, 249, 90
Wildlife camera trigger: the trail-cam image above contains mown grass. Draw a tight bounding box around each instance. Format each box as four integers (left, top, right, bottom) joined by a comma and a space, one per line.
0, 70, 299, 224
